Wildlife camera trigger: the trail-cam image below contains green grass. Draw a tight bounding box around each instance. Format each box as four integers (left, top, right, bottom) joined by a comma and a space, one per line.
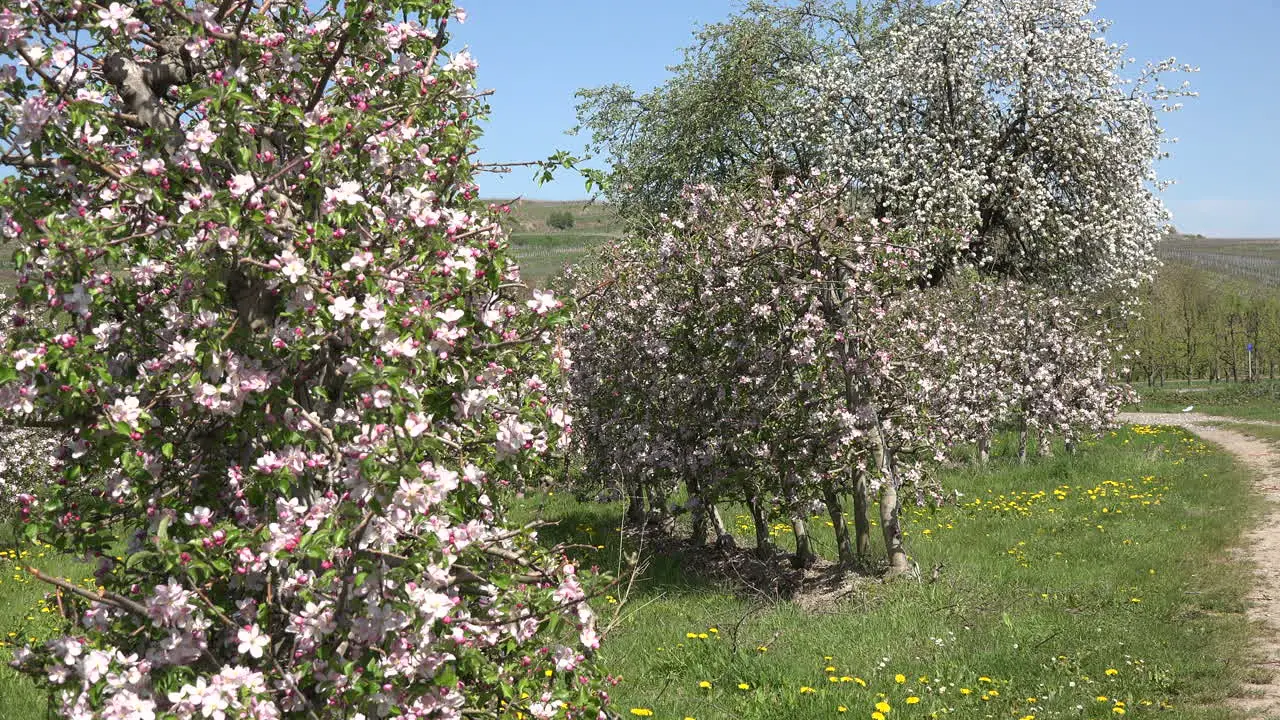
509, 232, 608, 285
1128, 380, 1280, 422
1210, 422, 1280, 447
488, 199, 621, 284
493, 199, 621, 237
520, 426, 1260, 719
0, 427, 1261, 719
0, 529, 91, 717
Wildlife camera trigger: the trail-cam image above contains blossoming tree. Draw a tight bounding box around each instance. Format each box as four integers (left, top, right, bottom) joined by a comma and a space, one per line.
568, 178, 965, 574
0, 1, 612, 718
568, 0, 1183, 576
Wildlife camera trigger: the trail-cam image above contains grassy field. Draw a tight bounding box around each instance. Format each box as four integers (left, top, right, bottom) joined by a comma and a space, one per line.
518, 425, 1258, 720
491, 199, 620, 285
1158, 235, 1280, 286
0, 534, 89, 716
1128, 380, 1280, 422
0, 426, 1260, 719
1211, 422, 1280, 446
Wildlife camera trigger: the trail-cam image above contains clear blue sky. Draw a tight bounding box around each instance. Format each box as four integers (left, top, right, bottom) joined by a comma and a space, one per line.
460, 1, 1280, 238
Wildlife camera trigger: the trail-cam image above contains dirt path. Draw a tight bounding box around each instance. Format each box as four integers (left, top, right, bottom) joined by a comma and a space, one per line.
1123, 411, 1280, 429
1120, 412, 1280, 716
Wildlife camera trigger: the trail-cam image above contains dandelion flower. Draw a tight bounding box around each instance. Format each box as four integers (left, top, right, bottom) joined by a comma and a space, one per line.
906, 697, 920, 704
895, 673, 906, 684
698, 681, 711, 689
629, 710, 653, 717
876, 701, 892, 713
738, 682, 750, 691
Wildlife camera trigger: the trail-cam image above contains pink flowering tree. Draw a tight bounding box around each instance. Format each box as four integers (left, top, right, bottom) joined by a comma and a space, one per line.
568, 178, 966, 574
0, 1, 613, 718
917, 279, 1134, 465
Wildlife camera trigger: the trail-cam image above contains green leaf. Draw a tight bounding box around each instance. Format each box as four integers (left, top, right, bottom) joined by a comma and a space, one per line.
125, 551, 158, 570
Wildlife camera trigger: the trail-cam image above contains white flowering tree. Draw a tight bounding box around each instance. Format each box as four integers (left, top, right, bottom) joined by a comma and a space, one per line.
0, 1, 613, 718
790, 0, 1190, 293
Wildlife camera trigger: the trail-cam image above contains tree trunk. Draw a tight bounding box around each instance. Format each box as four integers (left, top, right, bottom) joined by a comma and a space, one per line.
872, 424, 910, 576
709, 503, 735, 550
852, 468, 872, 557
791, 514, 816, 569
784, 470, 816, 569
745, 489, 773, 560
689, 495, 708, 546
1064, 436, 1077, 455
878, 475, 910, 577
625, 475, 645, 526
648, 481, 675, 534
1036, 429, 1052, 458
976, 433, 991, 465
822, 479, 856, 566
1017, 418, 1029, 465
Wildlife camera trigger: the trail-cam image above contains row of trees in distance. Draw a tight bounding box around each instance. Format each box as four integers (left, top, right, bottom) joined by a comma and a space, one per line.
1129, 264, 1280, 383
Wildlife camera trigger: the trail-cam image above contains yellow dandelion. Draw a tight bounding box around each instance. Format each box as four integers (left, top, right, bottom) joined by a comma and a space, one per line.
906, 697, 920, 705
876, 701, 892, 713
895, 673, 906, 684
698, 681, 711, 689
738, 683, 750, 691
1105, 668, 1118, 676
800, 686, 815, 694
629, 710, 653, 717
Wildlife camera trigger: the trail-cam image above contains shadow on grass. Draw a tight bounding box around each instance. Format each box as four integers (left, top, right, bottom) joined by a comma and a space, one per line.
530, 504, 891, 605
532, 507, 726, 597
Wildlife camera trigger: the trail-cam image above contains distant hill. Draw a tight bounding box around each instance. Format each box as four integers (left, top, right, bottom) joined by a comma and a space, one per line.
1158, 233, 1280, 287
485, 199, 622, 285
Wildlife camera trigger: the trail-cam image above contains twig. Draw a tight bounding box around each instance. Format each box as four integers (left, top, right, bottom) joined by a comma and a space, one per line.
27, 567, 149, 618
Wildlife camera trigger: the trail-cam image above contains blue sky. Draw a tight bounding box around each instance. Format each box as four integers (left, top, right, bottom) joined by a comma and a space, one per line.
460, 1, 1280, 238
